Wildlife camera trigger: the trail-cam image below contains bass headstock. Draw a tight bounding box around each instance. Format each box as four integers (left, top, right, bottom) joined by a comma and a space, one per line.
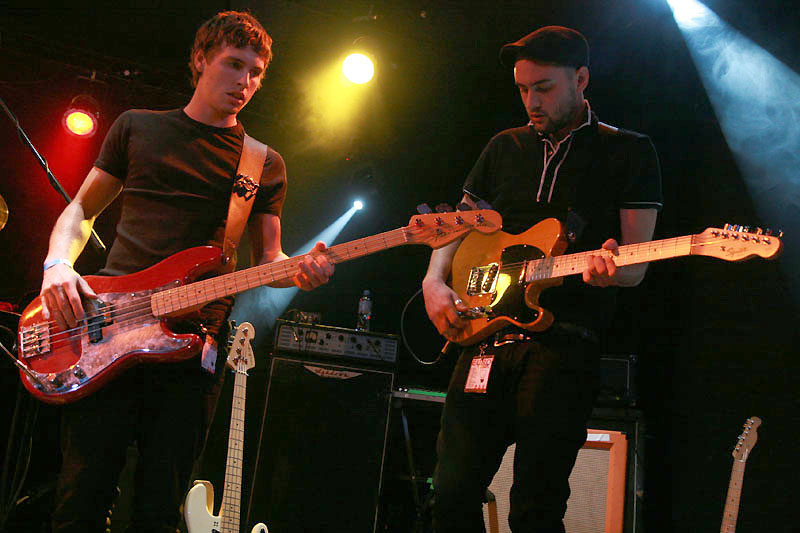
226, 321, 256, 372
404, 209, 502, 248
692, 225, 783, 261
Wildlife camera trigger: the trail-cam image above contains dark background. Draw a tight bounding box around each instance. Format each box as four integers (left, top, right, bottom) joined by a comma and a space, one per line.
1, 1, 798, 532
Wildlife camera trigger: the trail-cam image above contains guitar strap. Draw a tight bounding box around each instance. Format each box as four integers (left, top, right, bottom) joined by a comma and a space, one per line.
200, 133, 268, 374
222, 133, 269, 267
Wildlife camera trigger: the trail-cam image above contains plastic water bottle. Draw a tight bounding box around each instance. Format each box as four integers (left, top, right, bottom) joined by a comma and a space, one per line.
356, 289, 372, 331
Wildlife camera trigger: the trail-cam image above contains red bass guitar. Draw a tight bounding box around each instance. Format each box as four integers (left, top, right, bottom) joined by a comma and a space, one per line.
17, 210, 502, 404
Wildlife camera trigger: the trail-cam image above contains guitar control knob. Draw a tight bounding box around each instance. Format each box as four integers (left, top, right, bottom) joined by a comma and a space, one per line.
434, 217, 444, 226
414, 218, 425, 226
475, 213, 485, 223
455, 215, 464, 225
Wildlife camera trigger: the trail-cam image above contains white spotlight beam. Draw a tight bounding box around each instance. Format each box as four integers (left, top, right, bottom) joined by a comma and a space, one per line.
230, 205, 361, 332
667, 0, 800, 300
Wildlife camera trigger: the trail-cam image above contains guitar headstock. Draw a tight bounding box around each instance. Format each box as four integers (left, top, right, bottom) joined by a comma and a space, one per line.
404, 209, 502, 248
226, 321, 256, 372
732, 416, 761, 462
692, 225, 783, 261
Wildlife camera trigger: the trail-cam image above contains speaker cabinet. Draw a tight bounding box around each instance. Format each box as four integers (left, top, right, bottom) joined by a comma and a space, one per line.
483, 408, 644, 533
245, 356, 394, 533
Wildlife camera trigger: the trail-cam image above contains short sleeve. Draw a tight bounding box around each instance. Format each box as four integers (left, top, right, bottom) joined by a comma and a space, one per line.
462, 137, 498, 204
618, 135, 663, 211
252, 146, 287, 218
94, 111, 132, 180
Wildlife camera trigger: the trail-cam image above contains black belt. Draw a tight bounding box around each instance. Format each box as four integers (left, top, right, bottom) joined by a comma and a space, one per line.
493, 322, 598, 346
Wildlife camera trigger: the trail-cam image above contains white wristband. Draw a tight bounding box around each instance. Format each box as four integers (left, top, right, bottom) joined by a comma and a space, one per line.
43, 258, 74, 272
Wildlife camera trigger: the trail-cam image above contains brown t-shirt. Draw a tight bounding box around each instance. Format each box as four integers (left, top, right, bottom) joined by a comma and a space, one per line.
95, 108, 286, 276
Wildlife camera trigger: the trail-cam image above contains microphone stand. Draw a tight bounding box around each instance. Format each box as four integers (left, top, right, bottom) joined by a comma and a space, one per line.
0, 94, 106, 254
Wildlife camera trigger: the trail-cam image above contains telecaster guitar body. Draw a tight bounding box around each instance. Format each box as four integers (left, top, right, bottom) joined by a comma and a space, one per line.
450, 218, 567, 345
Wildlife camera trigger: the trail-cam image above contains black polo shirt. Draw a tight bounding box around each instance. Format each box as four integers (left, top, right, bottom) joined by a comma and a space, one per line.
462, 109, 662, 332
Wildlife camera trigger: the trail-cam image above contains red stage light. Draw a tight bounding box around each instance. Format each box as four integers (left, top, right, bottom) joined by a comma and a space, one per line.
62, 95, 99, 138
63, 110, 96, 137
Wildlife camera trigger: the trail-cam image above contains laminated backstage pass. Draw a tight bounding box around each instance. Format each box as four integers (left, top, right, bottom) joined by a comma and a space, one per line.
464, 353, 494, 393
201, 334, 218, 374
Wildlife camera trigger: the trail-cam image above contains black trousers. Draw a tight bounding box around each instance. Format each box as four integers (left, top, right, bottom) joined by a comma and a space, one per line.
51, 357, 225, 533
432, 331, 599, 533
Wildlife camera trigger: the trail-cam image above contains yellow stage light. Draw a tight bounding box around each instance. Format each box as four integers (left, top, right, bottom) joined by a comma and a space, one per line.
342, 53, 375, 84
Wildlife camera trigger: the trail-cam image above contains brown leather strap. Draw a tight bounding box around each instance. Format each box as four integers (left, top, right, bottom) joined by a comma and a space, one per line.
222, 133, 268, 265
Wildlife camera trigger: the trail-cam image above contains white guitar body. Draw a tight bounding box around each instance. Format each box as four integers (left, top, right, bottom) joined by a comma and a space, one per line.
184, 480, 268, 533
183, 322, 268, 533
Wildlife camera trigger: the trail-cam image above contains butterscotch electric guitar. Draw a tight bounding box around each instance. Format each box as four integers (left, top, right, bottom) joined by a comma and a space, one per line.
184, 322, 267, 533
720, 417, 761, 533
448, 218, 783, 346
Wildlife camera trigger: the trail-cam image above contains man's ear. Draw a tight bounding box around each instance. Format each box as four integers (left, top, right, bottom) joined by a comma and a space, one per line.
576, 66, 589, 92
194, 50, 206, 75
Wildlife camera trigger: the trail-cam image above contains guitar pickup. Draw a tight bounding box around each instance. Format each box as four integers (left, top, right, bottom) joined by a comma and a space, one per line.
466, 263, 500, 296
86, 298, 113, 344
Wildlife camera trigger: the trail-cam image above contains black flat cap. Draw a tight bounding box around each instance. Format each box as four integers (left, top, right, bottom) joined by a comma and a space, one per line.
499, 26, 589, 69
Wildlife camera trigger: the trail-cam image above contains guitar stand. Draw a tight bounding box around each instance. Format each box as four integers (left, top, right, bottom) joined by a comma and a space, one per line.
392, 397, 434, 532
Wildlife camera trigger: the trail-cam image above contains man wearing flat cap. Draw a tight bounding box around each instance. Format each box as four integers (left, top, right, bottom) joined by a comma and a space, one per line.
422, 26, 662, 532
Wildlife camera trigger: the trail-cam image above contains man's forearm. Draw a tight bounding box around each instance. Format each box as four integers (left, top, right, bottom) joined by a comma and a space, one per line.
423, 238, 462, 286
45, 202, 95, 264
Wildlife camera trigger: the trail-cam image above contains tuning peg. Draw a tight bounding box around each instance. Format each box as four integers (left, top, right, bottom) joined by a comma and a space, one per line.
723, 223, 731, 231
416, 203, 432, 215
755, 227, 763, 235
476, 200, 492, 210
777, 230, 784, 238
435, 203, 453, 213
456, 202, 474, 211
741, 225, 751, 233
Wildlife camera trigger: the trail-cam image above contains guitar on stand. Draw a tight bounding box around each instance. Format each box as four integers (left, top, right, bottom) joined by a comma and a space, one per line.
720, 417, 761, 533
446, 219, 783, 346
184, 321, 267, 533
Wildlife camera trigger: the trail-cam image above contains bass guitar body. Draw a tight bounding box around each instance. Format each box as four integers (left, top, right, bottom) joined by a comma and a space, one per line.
450, 218, 567, 346
17, 246, 224, 404
184, 481, 268, 533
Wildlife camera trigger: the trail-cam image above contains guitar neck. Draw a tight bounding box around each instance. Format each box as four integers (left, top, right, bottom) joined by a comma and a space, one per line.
219, 366, 247, 533
151, 226, 412, 316
526, 235, 694, 282
720, 460, 745, 533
